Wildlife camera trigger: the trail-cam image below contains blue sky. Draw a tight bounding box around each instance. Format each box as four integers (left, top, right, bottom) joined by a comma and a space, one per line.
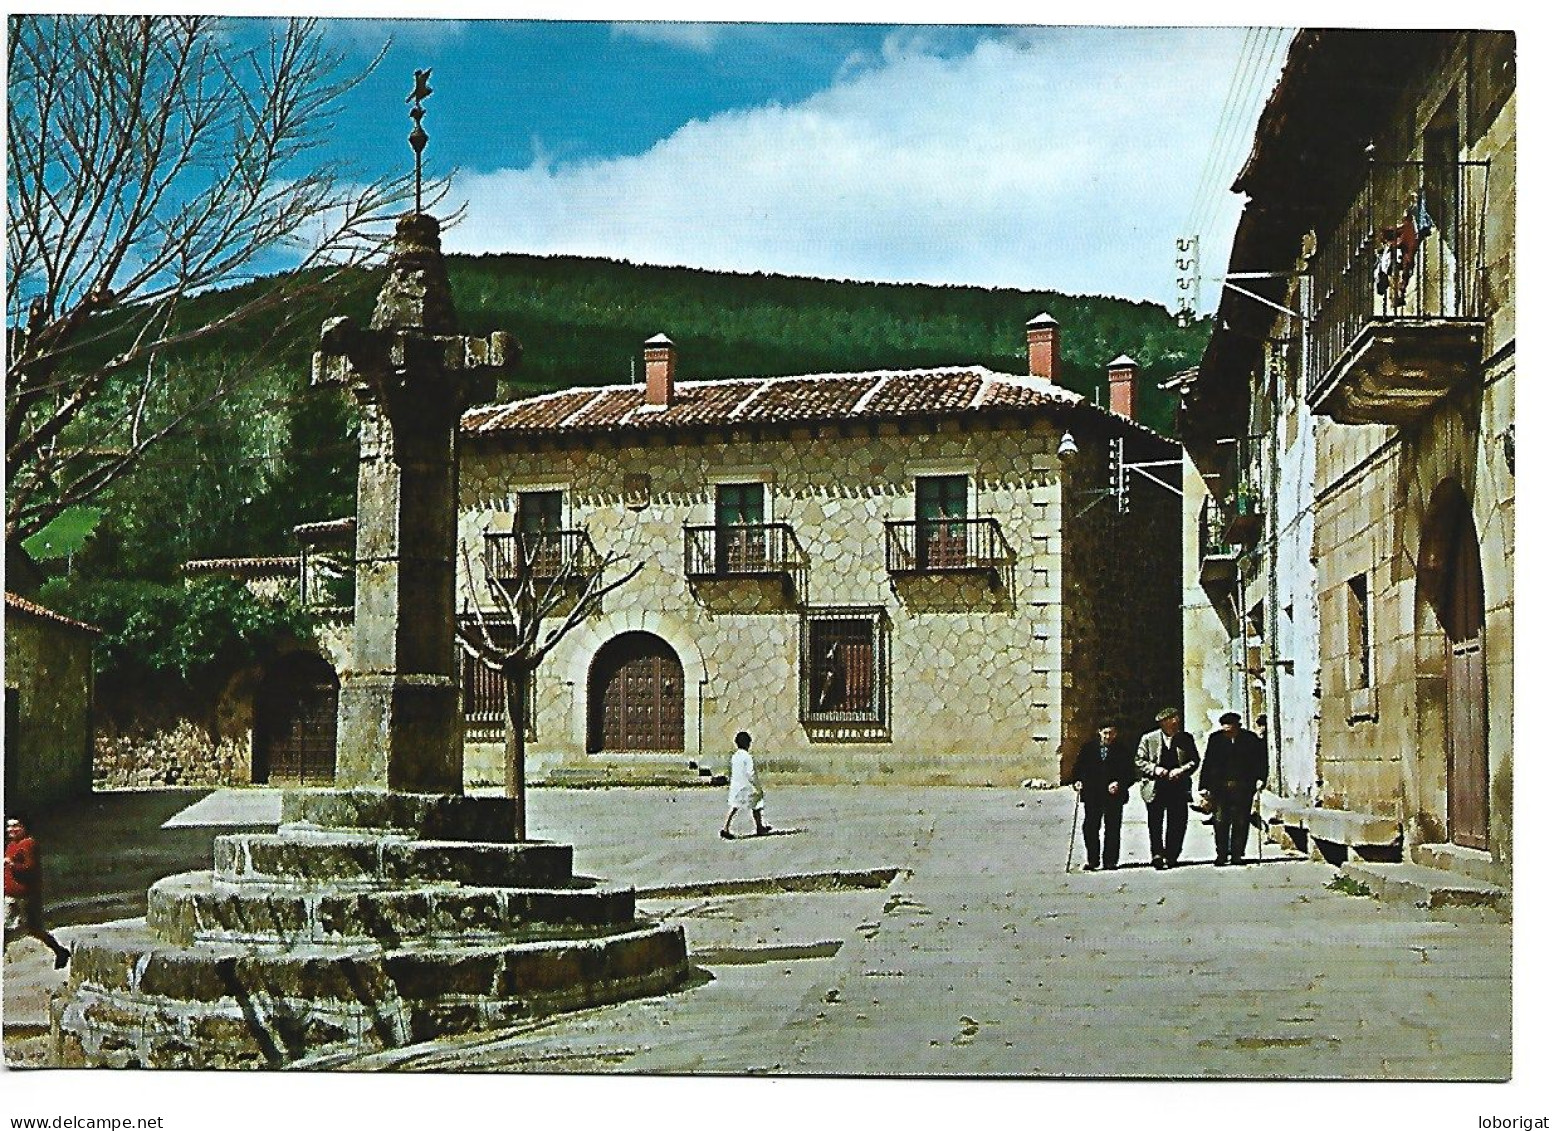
285, 19, 1292, 308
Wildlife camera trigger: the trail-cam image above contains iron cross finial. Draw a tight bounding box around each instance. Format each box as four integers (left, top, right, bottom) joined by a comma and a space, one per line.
407, 69, 433, 213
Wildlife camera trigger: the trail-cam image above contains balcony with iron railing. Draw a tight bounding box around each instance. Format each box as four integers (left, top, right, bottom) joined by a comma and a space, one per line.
884, 517, 1013, 587
1222, 484, 1264, 547
484, 529, 602, 587
1198, 497, 1240, 590
684, 522, 805, 594
1306, 159, 1489, 424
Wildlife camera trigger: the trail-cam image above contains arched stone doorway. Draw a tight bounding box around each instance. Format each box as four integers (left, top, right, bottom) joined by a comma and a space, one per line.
588, 632, 684, 753
1418, 481, 1488, 850
253, 652, 339, 785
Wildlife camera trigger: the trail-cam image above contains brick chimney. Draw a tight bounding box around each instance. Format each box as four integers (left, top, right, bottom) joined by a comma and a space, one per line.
1026, 312, 1059, 383
644, 333, 675, 407
1107, 354, 1139, 420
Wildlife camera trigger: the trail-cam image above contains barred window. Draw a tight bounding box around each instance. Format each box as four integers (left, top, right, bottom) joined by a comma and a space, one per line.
800, 607, 888, 726
458, 618, 534, 740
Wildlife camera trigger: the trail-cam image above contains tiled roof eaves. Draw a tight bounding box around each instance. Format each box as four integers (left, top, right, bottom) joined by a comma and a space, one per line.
182, 557, 298, 578
464, 368, 1174, 448
293, 517, 355, 540
5, 591, 102, 636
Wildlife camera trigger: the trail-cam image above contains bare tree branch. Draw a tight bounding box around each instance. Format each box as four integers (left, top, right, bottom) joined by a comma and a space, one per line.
5, 15, 440, 545
454, 523, 645, 838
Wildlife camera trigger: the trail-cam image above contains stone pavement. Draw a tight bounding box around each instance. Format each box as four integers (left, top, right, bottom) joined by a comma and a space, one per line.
4, 784, 1511, 1078
355, 785, 1511, 1078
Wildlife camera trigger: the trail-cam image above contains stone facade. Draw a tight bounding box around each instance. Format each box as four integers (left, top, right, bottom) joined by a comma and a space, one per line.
4, 594, 98, 811
1180, 457, 1236, 737
94, 721, 249, 789
459, 360, 1181, 786
93, 545, 356, 790
1183, 31, 1514, 875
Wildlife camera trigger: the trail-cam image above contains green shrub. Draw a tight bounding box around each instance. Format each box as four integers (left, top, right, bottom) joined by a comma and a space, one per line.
1325, 873, 1373, 898
38, 575, 311, 688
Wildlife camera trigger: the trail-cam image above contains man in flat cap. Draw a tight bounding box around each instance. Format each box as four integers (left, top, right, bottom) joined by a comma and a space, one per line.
1135, 707, 1200, 870
1200, 711, 1269, 866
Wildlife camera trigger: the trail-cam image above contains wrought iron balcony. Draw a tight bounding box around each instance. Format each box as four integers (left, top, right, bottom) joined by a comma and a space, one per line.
884, 517, 1012, 585
1198, 497, 1240, 589
1306, 159, 1489, 424
484, 529, 601, 587
1222, 487, 1264, 546
684, 523, 804, 586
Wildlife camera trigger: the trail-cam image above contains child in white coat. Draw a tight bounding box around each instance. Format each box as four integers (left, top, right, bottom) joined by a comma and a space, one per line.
720, 731, 772, 839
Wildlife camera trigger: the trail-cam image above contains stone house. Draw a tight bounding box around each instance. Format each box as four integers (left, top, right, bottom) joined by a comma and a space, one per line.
1181, 30, 1515, 880
4, 591, 100, 810
456, 317, 1182, 786
92, 522, 357, 790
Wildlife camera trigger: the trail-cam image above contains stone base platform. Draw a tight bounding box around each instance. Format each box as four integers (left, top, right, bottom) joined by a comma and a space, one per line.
55, 789, 688, 1068
1266, 799, 1402, 864
1340, 860, 1511, 923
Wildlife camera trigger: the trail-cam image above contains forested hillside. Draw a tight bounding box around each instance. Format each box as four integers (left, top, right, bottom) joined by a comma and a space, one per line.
45, 253, 1208, 586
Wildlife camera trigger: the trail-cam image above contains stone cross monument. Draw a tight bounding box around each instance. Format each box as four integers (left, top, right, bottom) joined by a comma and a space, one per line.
56, 75, 685, 1070
312, 214, 517, 792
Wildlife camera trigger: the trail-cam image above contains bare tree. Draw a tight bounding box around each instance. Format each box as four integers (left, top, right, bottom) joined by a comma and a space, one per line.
5, 15, 432, 545
457, 528, 644, 839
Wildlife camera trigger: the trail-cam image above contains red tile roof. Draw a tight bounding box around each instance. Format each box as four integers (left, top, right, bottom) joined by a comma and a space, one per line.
181, 556, 298, 578
4, 591, 102, 636
465, 367, 1171, 445
293, 517, 356, 544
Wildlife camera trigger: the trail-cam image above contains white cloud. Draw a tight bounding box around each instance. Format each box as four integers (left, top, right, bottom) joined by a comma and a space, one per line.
609, 21, 722, 52
444, 28, 1264, 305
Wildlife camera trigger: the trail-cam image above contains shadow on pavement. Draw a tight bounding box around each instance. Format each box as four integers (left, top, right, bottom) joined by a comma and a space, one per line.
20, 789, 276, 926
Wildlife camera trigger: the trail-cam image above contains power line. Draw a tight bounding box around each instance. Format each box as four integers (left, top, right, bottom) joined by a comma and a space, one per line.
1189, 27, 1288, 239
1183, 27, 1258, 239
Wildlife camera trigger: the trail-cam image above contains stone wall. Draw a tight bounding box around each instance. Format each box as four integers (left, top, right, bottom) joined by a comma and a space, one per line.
1181, 458, 1236, 737
90, 627, 353, 791
1308, 43, 1515, 869
4, 612, 95, 811
461, 412, 1176, 785
94, 720, 250, 789
1061, 428, 1183, 759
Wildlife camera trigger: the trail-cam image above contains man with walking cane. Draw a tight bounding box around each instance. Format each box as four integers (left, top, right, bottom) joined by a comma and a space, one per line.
1062, 723, 1136, 871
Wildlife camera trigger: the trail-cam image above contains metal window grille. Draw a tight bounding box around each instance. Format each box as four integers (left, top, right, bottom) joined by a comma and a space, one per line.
800, 607, 888, 726
458, 618, 534, 740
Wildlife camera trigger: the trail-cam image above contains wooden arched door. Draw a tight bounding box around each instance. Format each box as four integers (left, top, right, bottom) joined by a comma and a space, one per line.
254, 652, 339, 785
1420, 483, 1488, 849
588, 633, 683, 753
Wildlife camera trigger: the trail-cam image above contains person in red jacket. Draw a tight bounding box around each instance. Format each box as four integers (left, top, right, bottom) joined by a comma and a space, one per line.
4, 816, 70, 968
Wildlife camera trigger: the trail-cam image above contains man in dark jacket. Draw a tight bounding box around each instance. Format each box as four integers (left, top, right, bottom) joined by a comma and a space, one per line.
1063, 724, 1136, 871
1135, 707, 1200, 870
1200, 712, 1269, 866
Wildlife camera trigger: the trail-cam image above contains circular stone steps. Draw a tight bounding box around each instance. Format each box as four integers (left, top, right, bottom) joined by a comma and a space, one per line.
147, 871, 639, 946
212, 833, 574, 888
56, 789, 689, 1068
59, 919, 687, 1069
278, 789, 522, 842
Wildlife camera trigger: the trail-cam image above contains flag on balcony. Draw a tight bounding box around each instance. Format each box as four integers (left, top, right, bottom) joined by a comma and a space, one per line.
1414, 188, 1434, 239
1397, 211, 1420, 274
1395, 189, 1435, 282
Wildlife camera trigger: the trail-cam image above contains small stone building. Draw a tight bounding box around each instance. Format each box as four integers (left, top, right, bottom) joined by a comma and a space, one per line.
93, 523, 357, 790
1182, 30, 1515, 875
4, 591, 100, 811
457, 317, 1182, 786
